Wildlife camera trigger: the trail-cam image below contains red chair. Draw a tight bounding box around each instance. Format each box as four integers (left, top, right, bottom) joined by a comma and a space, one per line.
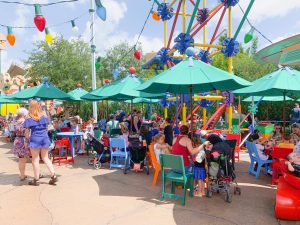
275, 160, 300, 220
271, 146, 293, 184
52, 138, 73, 165
226, 133, 241, 162
60, 127, 71, 132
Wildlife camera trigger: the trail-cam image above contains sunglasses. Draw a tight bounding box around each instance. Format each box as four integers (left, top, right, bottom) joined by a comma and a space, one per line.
275, 127, 281, 130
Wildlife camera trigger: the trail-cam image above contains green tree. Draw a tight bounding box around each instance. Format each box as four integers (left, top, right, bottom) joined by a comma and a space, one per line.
97, 41, 153, 83
25, 36, 91, 92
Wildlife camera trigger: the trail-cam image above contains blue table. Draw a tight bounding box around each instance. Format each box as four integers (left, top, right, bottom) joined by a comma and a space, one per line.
56, 132, 84, 157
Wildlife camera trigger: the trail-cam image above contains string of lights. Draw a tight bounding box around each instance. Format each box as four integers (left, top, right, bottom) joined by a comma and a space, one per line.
0, 0, 79, 6
237, 3, 273, 44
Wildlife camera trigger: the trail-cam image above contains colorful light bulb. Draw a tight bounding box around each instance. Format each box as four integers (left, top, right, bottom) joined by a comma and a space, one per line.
134, 50, 141, 60
45, 27, 53, 44
71, 20, 79, 34
244, 27, 254, 44
152, 12, 160, 21
6, 27, 16, 46
95, 57, 101, 70
34, 4, 46, 32
95, 0, 107, 21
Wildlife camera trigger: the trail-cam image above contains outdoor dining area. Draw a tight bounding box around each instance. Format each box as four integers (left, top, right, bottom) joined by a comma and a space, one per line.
2, 58, 300, 221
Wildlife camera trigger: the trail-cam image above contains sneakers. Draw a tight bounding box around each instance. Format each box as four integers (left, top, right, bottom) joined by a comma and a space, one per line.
49, 174, 58, 185
267, 170, 273, 176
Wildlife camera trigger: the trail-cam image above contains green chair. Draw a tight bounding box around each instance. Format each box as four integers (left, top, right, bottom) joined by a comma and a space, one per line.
159, 154, 194, 206
94, 129, 101, 139
109, 128, 122, 137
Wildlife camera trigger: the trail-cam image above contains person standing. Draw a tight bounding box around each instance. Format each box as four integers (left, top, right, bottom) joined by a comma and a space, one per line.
24, 100, 57, 186
13, 108, 30, 181
133, 111, 142, 133
290, 103, 300, 125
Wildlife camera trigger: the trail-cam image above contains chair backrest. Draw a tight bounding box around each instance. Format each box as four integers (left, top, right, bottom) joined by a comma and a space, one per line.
246, 141, 258, 160
148, 144, 161, 170
60, 127, 71, 132
226, 133, 241, 146
272, 146, 293, 160
110, 128, 122, 136
224, 139, 237, 168
160, 154, 185, 176
60, 138, 71, 149
94, 129, 101, 139
109, 138, 126, 151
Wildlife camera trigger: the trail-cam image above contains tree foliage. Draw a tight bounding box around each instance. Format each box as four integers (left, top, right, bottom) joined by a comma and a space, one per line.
25, 36, 91, 92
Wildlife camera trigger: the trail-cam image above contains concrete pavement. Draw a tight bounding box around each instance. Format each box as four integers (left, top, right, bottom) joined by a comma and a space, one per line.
1, 138, 299, 225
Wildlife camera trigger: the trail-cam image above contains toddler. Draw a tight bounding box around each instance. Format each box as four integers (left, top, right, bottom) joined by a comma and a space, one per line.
153, 134, 171, 163
286, 152, 300, 177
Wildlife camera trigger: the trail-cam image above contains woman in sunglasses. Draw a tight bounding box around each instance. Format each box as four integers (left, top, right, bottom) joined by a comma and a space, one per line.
269, 124, 283, 146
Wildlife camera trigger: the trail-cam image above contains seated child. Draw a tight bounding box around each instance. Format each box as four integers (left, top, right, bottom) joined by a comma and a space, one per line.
251, 133, 269, 160
153, 133, 171, 164
151, 122, 159, 137
278, 135, 294, 148
286, 152, 300, 177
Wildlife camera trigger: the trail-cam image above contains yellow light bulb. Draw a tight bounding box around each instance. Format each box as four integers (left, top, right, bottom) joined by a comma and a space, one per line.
45, 34, 53, 44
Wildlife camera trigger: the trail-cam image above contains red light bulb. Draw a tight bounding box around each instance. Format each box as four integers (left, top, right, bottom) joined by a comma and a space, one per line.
134, 50, 141, 60
34, 4, 46, 32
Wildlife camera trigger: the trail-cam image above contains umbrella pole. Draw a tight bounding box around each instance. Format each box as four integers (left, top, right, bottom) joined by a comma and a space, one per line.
283, 92, 286, 133
106, 100, 108, 119
175, 94, 179, 127
251, 96, 255, 130
130, 99, 133, 133
101, 101, 104, 119
190, 86, 193, 138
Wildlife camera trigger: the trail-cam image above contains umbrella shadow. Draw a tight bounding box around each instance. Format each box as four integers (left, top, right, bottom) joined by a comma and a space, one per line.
92, 160, 288, 225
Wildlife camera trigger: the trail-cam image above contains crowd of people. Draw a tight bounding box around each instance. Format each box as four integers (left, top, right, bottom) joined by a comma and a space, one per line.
4, 101, 300, 191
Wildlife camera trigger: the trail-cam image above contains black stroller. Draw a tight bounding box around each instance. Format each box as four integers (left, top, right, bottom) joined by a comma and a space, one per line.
128, 135, 149, 174
87, 134, 110, 169
206, 140, 241, 203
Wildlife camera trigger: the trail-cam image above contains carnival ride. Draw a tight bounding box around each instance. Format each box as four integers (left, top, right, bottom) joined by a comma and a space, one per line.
143, 0, 255, 132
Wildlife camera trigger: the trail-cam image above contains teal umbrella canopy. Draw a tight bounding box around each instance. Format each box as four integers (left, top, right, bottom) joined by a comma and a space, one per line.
137, 59, 252, 94
234, 67, 300, 97
243, 96, 293, 102
88, 75, 165, 101
125, 98, 161, 104
68, 87, 88, 101
9, 78, 73, 100
80, 83, 117, 101
0, 94, 23, 104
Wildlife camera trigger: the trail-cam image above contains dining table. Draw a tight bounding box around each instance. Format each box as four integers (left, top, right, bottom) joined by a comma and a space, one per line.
56, 132, 85, 157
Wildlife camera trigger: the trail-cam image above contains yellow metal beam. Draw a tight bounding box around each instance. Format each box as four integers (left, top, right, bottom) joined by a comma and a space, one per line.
203, 0, 207, 50
168, 0, 177, 9
228, 6, 233, 130
168, 96, 225, 101
193, 43, 225, 48
208, 50, 221, 58
171, 12, 192, 16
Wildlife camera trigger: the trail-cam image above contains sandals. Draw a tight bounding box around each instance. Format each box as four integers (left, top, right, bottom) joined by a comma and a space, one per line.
49, 174, 58, 185
20, 175, 28, 181
28, 179, 40, 186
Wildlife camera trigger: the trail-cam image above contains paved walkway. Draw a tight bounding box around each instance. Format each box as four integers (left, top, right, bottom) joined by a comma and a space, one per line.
0, 138, 299, 225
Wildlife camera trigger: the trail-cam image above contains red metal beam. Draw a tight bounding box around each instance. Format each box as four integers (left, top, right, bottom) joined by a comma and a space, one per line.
167, 0, 182, 49
202, 104, 226, 130
207, 6, 226, 52
191, 2, 225, 38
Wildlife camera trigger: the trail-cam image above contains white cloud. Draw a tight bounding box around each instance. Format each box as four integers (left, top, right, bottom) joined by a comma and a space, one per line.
12, 5, 31, 36
233, 0, 300, 23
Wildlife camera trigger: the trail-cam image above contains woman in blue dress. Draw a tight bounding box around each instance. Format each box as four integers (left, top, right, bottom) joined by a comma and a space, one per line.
24, 100, 57, 186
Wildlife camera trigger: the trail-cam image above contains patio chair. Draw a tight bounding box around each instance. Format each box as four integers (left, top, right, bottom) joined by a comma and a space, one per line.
148, 144, 161, 186
159, 154, 194, 206
52, 138, 73, 165
94, 129, 101, 139
109, 137, 130, 174
246, 141, 272, 179
60, 127, 71, 132
271, 146, 293, 184
226, 133, 241, 162
110, 128, 122, 137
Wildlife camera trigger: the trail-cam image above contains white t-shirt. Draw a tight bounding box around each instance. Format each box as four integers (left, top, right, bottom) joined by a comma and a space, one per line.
154, 143, 163, 164
294, 141, 300, 157
255, 143, 268, 160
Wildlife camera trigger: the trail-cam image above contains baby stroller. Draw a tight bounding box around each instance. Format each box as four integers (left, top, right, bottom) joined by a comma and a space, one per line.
87, 134, 110, 169
206, 141, 241, 203
128, 135, 149, 174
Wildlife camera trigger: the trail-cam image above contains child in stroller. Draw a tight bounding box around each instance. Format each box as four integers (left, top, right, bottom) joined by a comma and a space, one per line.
128, 135, 149, 174
205, 134, 241, 203
87, 133, 110, 169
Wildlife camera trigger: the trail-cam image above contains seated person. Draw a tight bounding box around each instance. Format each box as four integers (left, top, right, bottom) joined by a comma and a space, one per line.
119, 122, 129, 147
163, 118, 173, 146
290, 123, 300, 145
286, 152, 300, 177
251, 133, 270, 160
269, 124, 283, 145
153, 133, 171, 164
278, 135, 294, 148
151, 122, 159, 137
140, 125, 152, 146
106, 114, 119, 134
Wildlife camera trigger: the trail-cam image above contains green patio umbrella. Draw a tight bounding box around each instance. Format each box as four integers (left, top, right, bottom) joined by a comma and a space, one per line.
68, 86, 88, 101
234, 67, 300, 97
124, 98, 160, 104
234, 67, 300, 129
137, 59, 252, 94
9, 78, 73, 100
243, 96, 293, 102
0, 95, 23, 104
87, 75, 165, 101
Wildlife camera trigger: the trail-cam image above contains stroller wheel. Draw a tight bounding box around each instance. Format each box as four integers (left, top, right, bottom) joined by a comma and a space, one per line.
94, 162, 101, 169
206, 189, 212, 198
225, 191, 232, 203
234, 187, 241, 195
123, 168, 127, 174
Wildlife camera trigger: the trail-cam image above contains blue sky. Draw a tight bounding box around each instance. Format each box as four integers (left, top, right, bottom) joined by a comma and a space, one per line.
0, 0, 300, 72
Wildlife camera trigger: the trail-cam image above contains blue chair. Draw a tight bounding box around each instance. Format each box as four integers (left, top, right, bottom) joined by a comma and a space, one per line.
109, 138, 130, 174
246, 141, 272, 179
